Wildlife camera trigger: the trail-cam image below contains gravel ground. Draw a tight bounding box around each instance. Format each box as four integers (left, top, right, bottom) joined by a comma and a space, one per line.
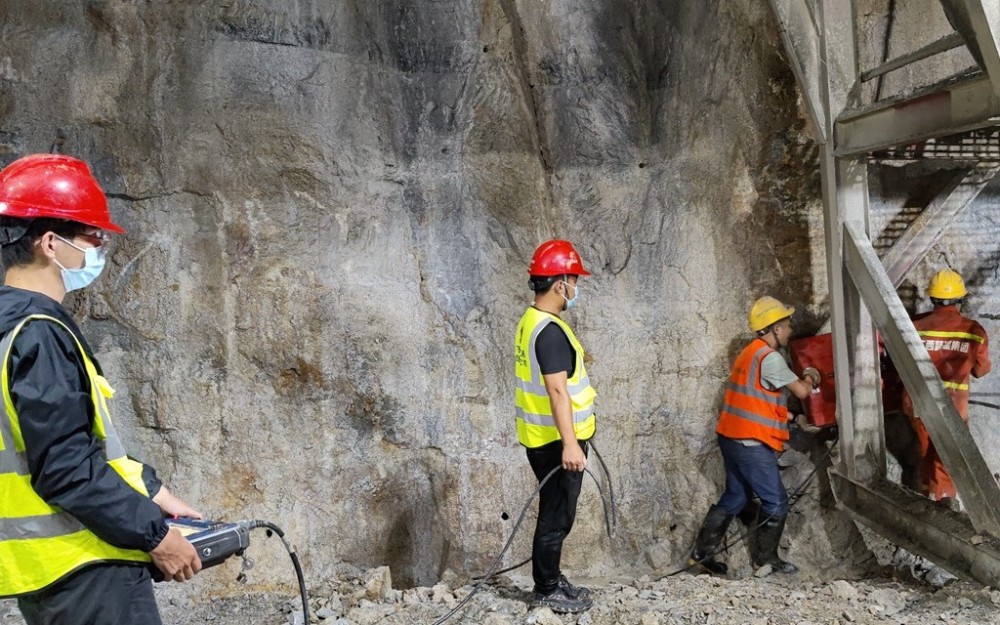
6, 565, 999, 625
161, 570, 1000, 625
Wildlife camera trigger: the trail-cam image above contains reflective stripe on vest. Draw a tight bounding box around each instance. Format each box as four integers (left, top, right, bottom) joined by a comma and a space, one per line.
514, 307, 597, 448
716, 339, 789, 452
0, 315, 151, 598
917, 330, 986, 344
0, 511, 85, 540
942, 380, 970, 391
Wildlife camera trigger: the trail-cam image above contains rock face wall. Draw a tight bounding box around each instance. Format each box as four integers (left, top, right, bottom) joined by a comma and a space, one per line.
0, 0, 900, 590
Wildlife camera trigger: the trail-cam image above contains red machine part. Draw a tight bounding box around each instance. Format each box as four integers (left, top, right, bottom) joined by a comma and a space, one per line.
788, 333, 837, 428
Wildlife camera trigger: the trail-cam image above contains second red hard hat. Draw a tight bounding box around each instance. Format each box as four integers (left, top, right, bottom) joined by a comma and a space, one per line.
0, 154, 125, 233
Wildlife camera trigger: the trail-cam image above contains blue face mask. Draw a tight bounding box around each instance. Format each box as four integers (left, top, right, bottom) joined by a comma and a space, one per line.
54, 235, 107, 292
562, 280, 580, 310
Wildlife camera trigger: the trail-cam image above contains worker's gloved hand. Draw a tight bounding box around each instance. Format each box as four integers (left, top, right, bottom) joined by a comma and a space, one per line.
802, 367, 821, 387
794, 413, 823, 434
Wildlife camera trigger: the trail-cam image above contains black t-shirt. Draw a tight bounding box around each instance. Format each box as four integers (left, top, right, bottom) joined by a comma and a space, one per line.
535, 321, 575, 377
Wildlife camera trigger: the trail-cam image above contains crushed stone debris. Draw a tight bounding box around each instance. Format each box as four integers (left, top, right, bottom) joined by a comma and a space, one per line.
6, 566, 999, 625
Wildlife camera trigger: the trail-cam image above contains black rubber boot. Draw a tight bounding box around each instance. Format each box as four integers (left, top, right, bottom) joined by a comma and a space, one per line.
688, 505, 734, 575
737, 500, 760, 527
754, 516, 798, 574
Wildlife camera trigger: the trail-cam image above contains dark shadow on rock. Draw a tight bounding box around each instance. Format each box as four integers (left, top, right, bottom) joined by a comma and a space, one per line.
885, 409, 921, 492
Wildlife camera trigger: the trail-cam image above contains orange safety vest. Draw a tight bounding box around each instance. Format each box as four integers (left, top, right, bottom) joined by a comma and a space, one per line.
716, 338, 789, 451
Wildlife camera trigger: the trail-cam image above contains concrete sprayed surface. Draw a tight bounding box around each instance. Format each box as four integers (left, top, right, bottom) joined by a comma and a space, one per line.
1, 0, 999, 619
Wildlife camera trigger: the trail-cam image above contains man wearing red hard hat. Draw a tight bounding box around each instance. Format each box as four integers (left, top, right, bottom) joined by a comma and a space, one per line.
0, 155, 202, 624
514, 239, 596, 614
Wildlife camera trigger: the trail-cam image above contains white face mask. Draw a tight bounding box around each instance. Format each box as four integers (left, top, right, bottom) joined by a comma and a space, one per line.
53, 235, 107, 292
562, 280, 580, 310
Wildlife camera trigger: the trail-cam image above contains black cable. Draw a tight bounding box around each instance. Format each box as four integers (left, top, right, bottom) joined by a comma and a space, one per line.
247, 521, 310, 625
473, 557, 530, 580
583, 465, 615, 540
469, 444, 619, 582
589, 440, 618, 534
660, 437, 839, 579
431, 465, 561, 625
435, 459, 615, 625
969, 399, 1000, 411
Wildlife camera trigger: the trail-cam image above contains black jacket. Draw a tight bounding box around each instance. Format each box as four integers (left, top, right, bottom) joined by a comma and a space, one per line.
0, 286, 168, 553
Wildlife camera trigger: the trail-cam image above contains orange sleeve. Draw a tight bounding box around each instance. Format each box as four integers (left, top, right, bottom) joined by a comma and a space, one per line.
973, 326, 991, 378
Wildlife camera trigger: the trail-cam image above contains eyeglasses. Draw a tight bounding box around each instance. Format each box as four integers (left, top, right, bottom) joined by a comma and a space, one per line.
75, 231, 110, 249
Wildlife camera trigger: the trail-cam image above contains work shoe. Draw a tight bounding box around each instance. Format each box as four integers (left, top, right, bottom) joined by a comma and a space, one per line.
530, 586, 593, 614
557, 574, 591, 600
753, 559, 798, 577
687, 550, 729, 576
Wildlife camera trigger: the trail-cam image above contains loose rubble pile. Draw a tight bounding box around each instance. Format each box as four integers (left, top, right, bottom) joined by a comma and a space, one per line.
6, 563, 999, 625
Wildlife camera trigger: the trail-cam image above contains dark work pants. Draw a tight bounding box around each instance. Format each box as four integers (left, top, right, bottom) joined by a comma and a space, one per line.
715, 434, 789, 518
17, 564, 162, 625
526, 439, 588, 594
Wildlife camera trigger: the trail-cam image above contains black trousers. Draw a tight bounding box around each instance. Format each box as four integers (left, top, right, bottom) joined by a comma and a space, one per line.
527, 439, 588, 593
17, 563, 162, 625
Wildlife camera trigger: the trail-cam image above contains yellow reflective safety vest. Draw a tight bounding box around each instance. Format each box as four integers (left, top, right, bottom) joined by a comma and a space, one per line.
0, 315, 151, 598
514, 307, 597, 448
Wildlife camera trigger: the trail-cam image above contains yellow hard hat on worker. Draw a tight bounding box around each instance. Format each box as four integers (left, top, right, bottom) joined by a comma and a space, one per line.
927, 269, 967, 300
748, 296, 795, 332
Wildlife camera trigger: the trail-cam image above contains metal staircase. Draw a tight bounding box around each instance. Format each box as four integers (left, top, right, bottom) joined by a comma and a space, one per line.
767, 0, 1000, 584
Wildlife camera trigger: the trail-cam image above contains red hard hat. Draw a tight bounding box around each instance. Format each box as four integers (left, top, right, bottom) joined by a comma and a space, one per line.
528, 239, 591, 277
0, 154, 124, 233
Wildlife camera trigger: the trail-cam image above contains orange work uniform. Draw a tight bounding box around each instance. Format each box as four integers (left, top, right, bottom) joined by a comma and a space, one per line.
901, 305, 991, 500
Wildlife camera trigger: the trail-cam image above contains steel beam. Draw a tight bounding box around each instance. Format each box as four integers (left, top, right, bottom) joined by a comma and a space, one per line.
842, 221, 1000, 537
939, 1, 1000, 95
768, 0, 828, 142
963, 1, 1000, 95
819, 0, 860, 132
813, 1, 884, 483
859, 33, 965, 84
835, 75, 1000, 156
831, 471, 1000, 584
882, 163, 1000, 286
822, 156, 884, 481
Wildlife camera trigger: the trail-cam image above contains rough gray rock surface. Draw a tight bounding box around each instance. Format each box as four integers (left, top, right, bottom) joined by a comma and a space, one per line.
8, 565, 1000, 625
0, 0, 997, 609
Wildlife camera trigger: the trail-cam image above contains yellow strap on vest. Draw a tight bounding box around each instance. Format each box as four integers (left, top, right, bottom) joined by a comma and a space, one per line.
917, 330, 985, 343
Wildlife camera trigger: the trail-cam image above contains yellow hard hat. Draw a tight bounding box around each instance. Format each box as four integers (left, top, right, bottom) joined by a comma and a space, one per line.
927, 269, 967, 300
749, 296, 795, 332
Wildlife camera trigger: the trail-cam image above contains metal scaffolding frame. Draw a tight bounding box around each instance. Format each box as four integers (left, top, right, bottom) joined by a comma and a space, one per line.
768, 0, 1000, 584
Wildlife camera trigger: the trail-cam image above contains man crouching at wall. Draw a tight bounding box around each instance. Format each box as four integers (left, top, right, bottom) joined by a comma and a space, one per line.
688, 296, 820, 577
